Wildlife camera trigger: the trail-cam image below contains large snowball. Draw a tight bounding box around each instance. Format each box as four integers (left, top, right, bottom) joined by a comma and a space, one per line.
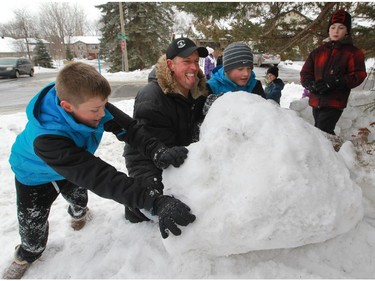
162, 92, 363, 257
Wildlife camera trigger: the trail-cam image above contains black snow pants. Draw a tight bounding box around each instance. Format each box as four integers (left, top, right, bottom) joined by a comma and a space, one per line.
15, 178, 88, 263
312, 107, 343, 135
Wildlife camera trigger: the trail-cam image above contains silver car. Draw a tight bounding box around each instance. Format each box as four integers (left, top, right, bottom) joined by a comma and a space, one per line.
0, 57, 34, 78
254, 52, 281, 67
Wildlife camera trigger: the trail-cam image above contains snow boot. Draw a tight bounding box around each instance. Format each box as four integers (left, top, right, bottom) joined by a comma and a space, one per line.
2, 245, 30, 279
71, 207, 91, 231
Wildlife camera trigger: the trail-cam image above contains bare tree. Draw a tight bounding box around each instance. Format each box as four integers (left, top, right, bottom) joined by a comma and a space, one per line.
0, 22, 19, 38
38, 2, 87, 59
8, 8, 38, 59
85, 18, 102, 36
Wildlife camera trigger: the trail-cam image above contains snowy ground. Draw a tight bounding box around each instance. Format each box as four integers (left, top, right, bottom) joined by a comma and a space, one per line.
0, 59, 374, 278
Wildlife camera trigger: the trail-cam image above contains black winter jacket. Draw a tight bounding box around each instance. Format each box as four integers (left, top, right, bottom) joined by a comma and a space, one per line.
33, 100, 163, 211
124, 55, 208, 182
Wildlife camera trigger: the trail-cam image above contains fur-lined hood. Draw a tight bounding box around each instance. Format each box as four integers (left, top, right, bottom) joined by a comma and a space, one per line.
156, 54, 208, 99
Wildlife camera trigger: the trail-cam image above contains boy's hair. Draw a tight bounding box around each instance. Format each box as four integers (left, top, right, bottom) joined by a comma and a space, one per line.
55, 62, 111, 105
267, 66, 279, 78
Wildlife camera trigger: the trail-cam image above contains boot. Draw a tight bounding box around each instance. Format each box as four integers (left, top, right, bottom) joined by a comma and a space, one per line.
2, 245, 30, 279
71, 207, 91, 231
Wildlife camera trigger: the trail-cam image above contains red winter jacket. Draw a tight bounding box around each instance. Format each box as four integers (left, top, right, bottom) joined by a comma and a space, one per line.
300, 37, 367, 109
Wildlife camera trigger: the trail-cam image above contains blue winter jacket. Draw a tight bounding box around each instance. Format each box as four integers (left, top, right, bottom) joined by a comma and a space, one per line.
9, 82, 113, 185
264, 78, 285, 104
207, 66, 258, 95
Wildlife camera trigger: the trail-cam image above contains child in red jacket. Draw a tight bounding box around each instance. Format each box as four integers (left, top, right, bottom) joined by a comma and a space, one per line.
300, 9, 367, 135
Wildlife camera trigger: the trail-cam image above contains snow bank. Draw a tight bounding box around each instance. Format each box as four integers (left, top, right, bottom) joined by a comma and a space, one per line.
162, 92, 363, 256
290, 90, 375, 142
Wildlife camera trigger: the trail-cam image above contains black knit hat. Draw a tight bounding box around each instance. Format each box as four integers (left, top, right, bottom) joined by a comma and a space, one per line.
267, 66, 279, 78
328, 9, 352, 33
223, 42, 253, 72
166, 37, 208, 60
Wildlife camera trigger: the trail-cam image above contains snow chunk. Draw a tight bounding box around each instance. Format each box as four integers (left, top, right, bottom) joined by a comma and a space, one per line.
163, 92, 363, 256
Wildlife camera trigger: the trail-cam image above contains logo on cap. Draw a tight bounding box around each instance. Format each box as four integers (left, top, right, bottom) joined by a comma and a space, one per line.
177, 40, 186, 49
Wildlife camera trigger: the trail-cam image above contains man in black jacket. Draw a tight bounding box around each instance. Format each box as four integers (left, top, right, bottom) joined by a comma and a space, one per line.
124, 37, 209, 222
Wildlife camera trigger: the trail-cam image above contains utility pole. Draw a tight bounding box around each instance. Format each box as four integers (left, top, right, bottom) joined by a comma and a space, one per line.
119, 2, 129, 72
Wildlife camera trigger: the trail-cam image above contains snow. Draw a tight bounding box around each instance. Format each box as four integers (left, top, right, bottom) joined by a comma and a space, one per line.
162, 92, 363, 257
0, 61, 375, 278
0, 37, 19, 53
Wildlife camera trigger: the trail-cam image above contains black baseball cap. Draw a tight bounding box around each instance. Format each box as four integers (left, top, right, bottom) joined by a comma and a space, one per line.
166, 37, 208, 60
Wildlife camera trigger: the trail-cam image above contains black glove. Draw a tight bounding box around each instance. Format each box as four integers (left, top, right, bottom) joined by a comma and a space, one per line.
315, 77, 341, 94
154, 195, 196, 239
314, 79, 329, 93
153, 146, 188, 169
303, 80, 317, 93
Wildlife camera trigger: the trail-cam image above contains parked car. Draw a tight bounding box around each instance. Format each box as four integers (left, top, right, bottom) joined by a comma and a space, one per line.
0, 57, 34, 78
254, 52, 281, 67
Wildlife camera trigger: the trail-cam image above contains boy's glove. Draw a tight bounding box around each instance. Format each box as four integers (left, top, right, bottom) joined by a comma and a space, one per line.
315, 77, 341, 94
142, 182, 195, 239
303, 80, 317, 93
153, 195, 196, 239
153, 146, 188, 169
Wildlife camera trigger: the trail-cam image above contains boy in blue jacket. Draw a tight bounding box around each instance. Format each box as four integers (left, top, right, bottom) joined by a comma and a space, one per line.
204, 42, 265, 114
4, 62, 195, 279
264, 66, 284, 105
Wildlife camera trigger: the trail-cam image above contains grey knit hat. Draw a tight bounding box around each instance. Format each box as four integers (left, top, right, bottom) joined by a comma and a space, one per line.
223, 42, 253, 72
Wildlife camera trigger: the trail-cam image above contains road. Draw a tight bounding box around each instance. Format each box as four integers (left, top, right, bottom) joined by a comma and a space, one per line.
0, 72, 145, 114
1, 64, 369, 114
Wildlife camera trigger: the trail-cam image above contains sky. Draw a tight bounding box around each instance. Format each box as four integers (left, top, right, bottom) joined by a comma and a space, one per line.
0, 61, 375, 278
0, 0, 105, 24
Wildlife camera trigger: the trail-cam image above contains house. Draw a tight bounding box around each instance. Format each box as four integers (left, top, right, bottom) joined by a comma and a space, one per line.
0, 37, 23, 58
65, 36, 101, 59
1, 35, 101, 60
0, 37, 50, 59
280, 10, 308, 28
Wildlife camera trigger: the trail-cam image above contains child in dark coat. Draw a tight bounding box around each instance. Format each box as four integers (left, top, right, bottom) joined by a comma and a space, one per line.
265, 66, 284, 105
300, 9, 367, 135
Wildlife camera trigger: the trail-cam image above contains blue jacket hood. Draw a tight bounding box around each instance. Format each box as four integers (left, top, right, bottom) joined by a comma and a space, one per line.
27, 82, 113, 134
9, 82, 113, 185
207, 66, 258, 95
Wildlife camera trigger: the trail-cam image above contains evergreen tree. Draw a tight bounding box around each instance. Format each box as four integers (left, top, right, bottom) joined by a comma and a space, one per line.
65, 45, 74, 61
33, 39, 54, 68
176, 2, 375, 60
95, 3, 121, 72
97, 2, 173, 72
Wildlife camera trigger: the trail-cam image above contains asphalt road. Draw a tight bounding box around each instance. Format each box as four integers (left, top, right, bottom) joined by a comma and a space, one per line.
0, 72, 144, 114
0, 63, 304, 114
0, 65, 371, 114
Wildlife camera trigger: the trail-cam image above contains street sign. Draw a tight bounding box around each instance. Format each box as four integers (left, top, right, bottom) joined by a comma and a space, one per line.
117, 34, 129, 40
